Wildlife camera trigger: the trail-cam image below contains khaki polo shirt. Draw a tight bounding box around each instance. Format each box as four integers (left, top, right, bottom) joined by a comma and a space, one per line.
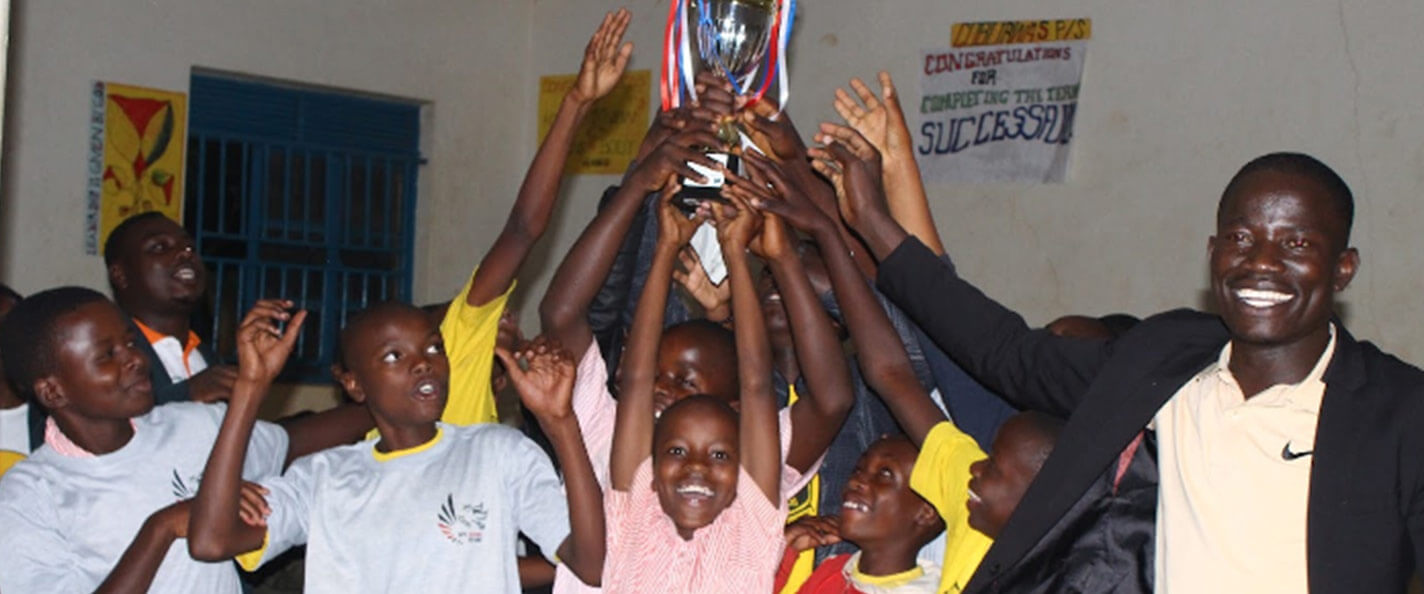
1153, 326, 1335, 594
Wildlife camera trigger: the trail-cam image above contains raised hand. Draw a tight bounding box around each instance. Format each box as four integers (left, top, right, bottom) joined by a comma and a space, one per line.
632, 106, 725, 167
186, 364, 239, 403
673, 247, 731, 320
693, 71, 736, 118
625, 124, 725, 193
568, 8, 634, 105
724, 151, 834, 235
237, 481, 271, 528
234, 299, 307, 387
656, 177, 708, 249
833, 72, 914, 168
808, 123, 887, 231
739, 101, 808, 164
495, 337, 577, 422
712, 193, 762, 252
784, 515, 843, 552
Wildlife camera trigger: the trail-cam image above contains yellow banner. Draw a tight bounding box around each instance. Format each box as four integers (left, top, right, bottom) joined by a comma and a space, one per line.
88, 82, 187, 254
952, 19, 1091, 47
537, 69, 650, 175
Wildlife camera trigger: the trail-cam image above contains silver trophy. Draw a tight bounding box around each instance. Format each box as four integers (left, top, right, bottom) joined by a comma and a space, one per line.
691, 0, 778, 144
678, 0, 780, 204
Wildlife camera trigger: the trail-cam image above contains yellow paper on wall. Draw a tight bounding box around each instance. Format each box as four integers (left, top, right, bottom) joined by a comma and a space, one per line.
536, 69, 650, 175
87, 82, 188, 255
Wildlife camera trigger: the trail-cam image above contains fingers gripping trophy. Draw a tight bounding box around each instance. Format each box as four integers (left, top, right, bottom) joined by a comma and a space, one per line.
662, 0, 796, 204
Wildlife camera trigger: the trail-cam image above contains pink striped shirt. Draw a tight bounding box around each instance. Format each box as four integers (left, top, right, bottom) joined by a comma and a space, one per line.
552, 342, 817, 594
602, 457, 787, 593
44, 417, 137, 458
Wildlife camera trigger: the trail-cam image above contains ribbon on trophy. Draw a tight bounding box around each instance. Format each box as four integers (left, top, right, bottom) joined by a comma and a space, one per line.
660, 0, 796, 112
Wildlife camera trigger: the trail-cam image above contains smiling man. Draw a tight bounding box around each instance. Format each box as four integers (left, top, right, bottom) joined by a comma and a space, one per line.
105, 212, 238, 407
849, 151, 1424, 594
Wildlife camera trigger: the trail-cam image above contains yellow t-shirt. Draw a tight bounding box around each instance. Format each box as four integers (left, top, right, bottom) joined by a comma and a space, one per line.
910, 421, 994, 594
779, 384, 818, 594
438, 268, 514, 426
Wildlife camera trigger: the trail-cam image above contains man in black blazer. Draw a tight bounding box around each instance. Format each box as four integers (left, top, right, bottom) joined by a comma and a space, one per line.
842, 151, 1423, 593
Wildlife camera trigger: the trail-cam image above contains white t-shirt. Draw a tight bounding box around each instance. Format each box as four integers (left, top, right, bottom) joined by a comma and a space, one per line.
0, 402, 289, 593
243, 422, 571, 594
0, 402, 29, 454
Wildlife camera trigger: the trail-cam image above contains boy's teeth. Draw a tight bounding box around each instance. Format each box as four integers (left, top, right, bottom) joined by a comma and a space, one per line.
968, 487, 983, 503
1235, 288, 1292, 308
841, 501, 869, 513
175, 269, 196, 281
677, 485, 713, 497
417, 383, 436, 395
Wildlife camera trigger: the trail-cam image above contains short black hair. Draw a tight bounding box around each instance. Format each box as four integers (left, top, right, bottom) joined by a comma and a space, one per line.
1219, 152, 1354, 247
653, 393, 739, 451
1005, 410, 1065, 472
103, 211, 171, 267
664, 319, 735, 354
335, 301, 428, 371
0, 287, 110, 403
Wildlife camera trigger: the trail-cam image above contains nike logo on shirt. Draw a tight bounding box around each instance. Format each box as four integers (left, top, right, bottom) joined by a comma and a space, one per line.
1281, 442, 1313, 461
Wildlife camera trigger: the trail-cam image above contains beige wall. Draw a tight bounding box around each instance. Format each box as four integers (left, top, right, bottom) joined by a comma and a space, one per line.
5, 0, 1424, 407
523, 0, 1424, 365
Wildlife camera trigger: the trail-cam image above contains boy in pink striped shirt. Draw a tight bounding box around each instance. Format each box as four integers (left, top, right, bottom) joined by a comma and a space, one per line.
594, 184, 787, 592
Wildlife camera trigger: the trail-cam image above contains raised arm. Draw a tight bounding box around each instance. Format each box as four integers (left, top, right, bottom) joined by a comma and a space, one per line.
539, 115, 723, 353
609, 180, 706, 490
188, 300, 306, 561
813, 124, 1109, 418
712, 196, 780, 503
497, 338, 604, 586
736, 156, 853, 472
741, 105, 880, 278
729, 154, 942, 445
832, 72, 945, 255
93, 501, 191, 593
464, 9, 633, 306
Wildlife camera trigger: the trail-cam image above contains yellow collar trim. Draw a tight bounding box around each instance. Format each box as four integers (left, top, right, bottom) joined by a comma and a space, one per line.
849, 555, 925, 587
371, 427, 444, 462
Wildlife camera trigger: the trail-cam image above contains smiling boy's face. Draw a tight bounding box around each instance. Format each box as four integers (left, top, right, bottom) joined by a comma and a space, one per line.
838, 436, 940, 548
338, 304, 450, 430
41, 300, 154, 421
652, 395, 740, 540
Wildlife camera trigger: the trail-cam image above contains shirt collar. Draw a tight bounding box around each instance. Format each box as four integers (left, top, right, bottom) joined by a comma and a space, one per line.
132, 318, 202, 354
1213, 324, 1336, 413
44, 417, 138, 458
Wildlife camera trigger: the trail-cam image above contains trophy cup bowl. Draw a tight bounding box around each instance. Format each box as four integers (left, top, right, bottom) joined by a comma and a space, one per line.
688, 0, 778, 145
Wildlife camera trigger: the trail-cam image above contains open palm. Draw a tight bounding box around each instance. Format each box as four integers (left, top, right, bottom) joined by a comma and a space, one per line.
498, 338, 576, 421
571, 8, 633, 104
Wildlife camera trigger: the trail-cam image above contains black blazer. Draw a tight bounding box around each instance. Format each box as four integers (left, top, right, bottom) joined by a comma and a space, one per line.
876, 238, 1424, 594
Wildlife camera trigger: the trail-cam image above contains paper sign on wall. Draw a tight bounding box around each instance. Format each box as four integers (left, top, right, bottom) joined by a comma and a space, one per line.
916, 19, 1090, 183
86, 81, 188, 255
537, 69, 650, 175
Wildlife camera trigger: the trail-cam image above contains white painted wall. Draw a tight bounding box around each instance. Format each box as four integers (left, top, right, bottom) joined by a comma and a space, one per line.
5, 0, 1424, 383
526, 0, 1424, 364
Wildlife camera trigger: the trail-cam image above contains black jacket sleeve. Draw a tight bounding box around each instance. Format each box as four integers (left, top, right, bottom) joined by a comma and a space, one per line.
874, 236, 1112, 417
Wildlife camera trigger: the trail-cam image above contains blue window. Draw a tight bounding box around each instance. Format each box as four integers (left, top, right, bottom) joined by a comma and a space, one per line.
185, 74, 421, 381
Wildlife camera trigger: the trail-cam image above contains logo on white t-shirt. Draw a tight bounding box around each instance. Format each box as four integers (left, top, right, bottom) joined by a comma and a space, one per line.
171, 469, 201, 499
436, 494, 487, 545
